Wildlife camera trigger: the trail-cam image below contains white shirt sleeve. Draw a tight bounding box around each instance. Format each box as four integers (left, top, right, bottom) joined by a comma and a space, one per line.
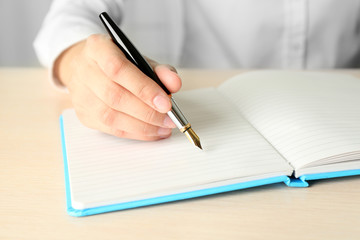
33, 0, 124, 89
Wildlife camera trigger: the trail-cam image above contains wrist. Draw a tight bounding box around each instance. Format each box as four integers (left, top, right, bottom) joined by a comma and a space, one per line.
54, 41, 85, 87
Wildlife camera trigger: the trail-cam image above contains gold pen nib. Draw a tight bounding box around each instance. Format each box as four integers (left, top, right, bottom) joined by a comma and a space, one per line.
184, 127, 202, 150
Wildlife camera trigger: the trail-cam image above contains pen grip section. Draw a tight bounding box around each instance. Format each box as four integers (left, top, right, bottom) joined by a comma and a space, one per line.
167, 97, 189, 129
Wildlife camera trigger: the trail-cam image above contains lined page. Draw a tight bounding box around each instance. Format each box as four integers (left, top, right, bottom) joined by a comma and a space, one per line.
62, 88, 292, 209
219, 71, 360, 173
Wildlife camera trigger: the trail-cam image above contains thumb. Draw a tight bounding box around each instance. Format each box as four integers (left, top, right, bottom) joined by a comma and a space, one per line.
154, 64, 182, 94
145, 57, 182, 93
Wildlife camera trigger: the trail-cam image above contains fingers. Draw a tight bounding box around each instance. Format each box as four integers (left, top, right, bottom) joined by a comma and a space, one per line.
72, 84, 173, 140
61, 33, 183, 141
83, 63, 176, 129
85, 34, 172, 113
97, 107, 173, 138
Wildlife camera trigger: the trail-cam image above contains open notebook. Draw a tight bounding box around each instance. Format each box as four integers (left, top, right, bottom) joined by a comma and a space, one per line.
60, 71, 360, 216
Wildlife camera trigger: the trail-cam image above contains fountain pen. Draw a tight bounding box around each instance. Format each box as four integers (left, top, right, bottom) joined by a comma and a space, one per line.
99, 12, 202, 149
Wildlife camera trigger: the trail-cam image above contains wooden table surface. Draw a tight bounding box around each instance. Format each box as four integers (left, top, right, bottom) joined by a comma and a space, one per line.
1, 68, 360, 240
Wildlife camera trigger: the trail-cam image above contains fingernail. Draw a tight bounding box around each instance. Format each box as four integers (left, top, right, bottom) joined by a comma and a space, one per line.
153, 95, 171, 112
163, 116, 176, 128
158, 127, 172, 136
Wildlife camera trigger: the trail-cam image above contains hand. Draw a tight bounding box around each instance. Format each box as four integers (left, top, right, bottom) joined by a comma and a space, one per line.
55, 34, 182, 141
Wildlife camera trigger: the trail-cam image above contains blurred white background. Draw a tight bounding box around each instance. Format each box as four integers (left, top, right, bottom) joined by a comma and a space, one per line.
0, 0, 52, 66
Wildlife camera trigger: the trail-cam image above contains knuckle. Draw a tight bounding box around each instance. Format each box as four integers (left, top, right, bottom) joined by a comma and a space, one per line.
105, 87, 126, 109
112, 129, 127, 138
141, 122, 160, 136
141, 123, 154, 136
100, 107, 116, 127
84, 35, 100, 56
143, 108, 158, 124
136, 83, 154, 102
103, 55, 127, 80
86, 34, 102, 48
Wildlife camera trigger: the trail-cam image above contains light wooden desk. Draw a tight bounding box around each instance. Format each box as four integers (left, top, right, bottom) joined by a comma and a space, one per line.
1, 68, 360, 240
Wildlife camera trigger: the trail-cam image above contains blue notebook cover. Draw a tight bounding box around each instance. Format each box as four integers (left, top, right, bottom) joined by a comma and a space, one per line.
60, 116, 360, 217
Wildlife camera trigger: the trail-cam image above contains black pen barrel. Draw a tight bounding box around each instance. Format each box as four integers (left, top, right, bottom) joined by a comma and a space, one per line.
99, 12, 171, 95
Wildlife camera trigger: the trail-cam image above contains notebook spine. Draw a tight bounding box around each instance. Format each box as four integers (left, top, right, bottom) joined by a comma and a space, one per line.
284, 177, 309, 187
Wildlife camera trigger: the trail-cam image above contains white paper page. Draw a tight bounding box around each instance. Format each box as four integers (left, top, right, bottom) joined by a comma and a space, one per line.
62, 88, 292, 209
219, 71, 360, 171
